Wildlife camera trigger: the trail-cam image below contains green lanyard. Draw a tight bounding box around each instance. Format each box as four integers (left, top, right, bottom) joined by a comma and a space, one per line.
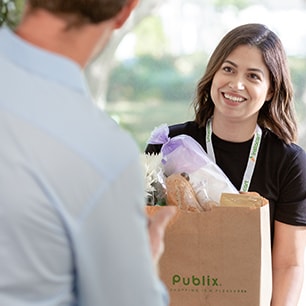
206, 118, 262, 192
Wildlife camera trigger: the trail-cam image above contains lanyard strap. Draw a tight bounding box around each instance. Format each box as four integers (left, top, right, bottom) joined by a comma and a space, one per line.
206, 118, 262, 192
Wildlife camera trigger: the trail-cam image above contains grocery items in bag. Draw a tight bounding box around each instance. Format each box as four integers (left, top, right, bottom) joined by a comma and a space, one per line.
146, 124, 239, 210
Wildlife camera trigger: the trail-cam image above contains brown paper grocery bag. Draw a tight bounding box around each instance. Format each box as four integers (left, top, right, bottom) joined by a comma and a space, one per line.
147, 196, 272, 306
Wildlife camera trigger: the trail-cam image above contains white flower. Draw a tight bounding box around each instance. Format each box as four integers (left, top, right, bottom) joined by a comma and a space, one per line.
141, 153, 163, 197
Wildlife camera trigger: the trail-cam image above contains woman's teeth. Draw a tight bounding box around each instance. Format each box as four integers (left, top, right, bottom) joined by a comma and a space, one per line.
224, 93, 245, 102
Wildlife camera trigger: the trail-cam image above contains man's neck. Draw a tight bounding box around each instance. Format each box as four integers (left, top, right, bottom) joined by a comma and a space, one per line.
15, 7, 114, 68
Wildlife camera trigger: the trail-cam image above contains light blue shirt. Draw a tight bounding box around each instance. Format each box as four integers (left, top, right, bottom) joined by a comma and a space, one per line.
0, 27, 168, 306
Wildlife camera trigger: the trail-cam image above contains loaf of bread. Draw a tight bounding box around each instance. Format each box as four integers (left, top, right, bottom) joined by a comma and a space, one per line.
165, 173, 203, 212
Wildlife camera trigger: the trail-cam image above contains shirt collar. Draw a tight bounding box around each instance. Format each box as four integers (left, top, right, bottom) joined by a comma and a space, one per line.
0, 27, 91, 97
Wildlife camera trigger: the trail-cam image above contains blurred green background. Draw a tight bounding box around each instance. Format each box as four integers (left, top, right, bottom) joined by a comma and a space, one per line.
105, 54, 306, 150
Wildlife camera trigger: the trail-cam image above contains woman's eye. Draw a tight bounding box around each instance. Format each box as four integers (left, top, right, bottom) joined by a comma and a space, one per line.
249, 73, 260, 80
222, 66, 233, 73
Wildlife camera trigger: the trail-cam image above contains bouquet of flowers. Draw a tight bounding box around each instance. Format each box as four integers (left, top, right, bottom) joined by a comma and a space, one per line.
142, 153, 166, 206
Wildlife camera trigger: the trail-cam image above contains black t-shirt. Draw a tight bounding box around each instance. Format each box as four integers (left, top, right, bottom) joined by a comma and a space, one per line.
145, 121, 306, 239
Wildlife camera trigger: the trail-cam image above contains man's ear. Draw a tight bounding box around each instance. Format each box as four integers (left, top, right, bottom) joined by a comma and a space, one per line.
114, 0, 139, 29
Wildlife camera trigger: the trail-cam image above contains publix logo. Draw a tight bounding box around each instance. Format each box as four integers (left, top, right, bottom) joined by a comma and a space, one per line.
172, 274, 221, 287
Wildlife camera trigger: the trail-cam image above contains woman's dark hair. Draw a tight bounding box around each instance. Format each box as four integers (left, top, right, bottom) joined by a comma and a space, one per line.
194, 23, 297, 143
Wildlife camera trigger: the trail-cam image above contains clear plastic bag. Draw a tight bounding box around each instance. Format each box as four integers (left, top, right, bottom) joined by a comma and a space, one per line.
147, 124, 239, 205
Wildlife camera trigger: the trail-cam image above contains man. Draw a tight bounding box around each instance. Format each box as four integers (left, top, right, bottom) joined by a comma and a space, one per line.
0, 1, 175, 305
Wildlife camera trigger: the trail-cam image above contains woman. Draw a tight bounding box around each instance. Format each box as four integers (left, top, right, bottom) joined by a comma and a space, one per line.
146, 23, 306, 305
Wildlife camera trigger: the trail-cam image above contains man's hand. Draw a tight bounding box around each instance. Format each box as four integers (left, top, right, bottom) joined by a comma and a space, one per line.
148, 206, 177, 265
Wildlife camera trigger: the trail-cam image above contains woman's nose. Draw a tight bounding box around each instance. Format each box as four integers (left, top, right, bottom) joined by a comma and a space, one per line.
228, 76, 245, 91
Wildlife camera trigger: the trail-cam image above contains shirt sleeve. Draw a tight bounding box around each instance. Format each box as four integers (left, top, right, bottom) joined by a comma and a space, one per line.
75, 158, 169, 306
275, 145, 306, 226
145, 143, 163, 154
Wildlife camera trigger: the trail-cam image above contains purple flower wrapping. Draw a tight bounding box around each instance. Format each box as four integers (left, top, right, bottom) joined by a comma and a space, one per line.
147, 124, 170, 145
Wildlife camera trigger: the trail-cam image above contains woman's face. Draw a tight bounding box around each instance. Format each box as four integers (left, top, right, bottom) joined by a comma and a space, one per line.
210, 45, 273, 123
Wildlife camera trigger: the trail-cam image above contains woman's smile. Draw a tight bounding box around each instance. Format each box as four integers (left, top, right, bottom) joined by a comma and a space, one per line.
222, 92, 247, 104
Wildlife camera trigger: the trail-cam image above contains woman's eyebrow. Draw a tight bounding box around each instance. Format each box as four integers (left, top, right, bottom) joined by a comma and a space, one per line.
223, 60, 237, 67
223, 60, 265, 75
